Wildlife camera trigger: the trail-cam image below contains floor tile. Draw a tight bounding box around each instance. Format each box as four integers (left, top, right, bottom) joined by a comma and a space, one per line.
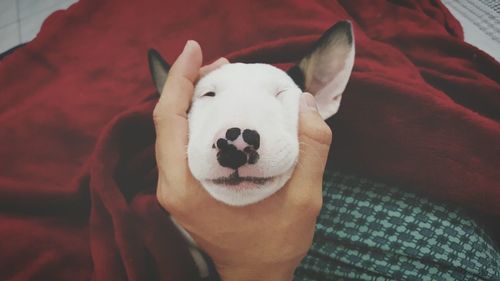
18, 0, 62, 19
18, 0, 79, 43
19, 8, 54, 42
57, 0, 78, 10
0, 0, 18, 28
0, 22, 20, 53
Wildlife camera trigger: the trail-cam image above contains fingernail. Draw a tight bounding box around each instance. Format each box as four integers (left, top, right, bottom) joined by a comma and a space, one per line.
213, 57, 229, 65
182, 40, 196, 54
300, 92, 318, 112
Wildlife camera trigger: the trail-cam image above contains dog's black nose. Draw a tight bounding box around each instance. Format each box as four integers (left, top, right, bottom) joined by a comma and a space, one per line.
215, 127, 260, 169
217, 144, 247, 169
225, 127, 241, 141
242, 129, 260, 149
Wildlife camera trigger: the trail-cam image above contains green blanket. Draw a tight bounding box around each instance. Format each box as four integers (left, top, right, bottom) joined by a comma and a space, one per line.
295, 172, 500, 281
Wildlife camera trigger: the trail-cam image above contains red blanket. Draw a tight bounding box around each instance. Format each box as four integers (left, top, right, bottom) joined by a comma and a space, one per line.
0, 0, 499, 280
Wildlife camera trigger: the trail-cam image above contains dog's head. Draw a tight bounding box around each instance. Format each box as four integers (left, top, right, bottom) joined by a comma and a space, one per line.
149, 21, 354, 206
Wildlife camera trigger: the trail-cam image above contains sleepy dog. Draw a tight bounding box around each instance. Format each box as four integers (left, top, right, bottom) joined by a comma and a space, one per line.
149, 20, 355, 207
148, 20, 354, 277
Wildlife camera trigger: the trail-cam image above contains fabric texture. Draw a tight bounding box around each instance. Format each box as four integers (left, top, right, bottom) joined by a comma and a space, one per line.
0, 0, 499, 280
441, 0, 500, 61
295, 172, 500, 281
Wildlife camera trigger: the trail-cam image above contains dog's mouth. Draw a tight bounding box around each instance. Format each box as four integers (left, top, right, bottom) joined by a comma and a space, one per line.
210, 171, 273, 186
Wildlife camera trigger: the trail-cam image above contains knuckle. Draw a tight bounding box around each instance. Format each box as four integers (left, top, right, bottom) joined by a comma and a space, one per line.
156, 185, 170, 207
302, 119, 333, 146
309, 195, 323, 215
291, 188, 323, 216
152, 104, 164, 125
156, 188, 170, 209
156, 175, 195, 217
314, 122, 333, 144
156, 178, 179, 211
168, 73, 195, 94
153, 112, 185, 138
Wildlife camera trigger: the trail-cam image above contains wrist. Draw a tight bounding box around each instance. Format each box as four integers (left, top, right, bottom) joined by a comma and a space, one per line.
217, 261, 298, 281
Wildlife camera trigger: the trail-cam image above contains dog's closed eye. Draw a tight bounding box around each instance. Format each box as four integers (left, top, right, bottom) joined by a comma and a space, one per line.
202, 91, 216, 97
275, 89, 287, 97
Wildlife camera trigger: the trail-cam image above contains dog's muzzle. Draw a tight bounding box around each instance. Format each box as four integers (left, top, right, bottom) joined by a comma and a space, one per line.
213, 127, 260, 170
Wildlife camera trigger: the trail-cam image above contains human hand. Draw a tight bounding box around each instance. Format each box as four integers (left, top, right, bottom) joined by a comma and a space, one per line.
154, 40, 332, 281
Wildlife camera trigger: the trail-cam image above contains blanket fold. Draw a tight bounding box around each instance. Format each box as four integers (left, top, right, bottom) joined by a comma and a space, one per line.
0, 0, 498, 280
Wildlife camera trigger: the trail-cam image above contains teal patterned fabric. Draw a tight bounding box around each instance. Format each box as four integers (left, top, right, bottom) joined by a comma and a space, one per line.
294, 172, 500, 281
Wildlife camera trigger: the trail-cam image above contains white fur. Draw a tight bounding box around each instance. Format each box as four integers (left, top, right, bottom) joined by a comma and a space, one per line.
186, 31, 355, 206
187, 63, 301, 206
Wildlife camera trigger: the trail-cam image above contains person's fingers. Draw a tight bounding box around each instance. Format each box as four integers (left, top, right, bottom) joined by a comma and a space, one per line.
153, 40, 202, 178
286, 93, 332, 205
154, 40, 202, 120
295, 93, 332, 183
200, 57, 229, 78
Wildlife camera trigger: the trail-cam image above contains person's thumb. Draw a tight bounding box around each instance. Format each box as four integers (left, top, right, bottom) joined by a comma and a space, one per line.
153, 40, 202, 170
290, 93, 332, 189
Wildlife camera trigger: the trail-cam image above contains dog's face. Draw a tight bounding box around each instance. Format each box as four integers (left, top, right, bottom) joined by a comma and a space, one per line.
188, 63, 302, 205
149, 21, 354, 206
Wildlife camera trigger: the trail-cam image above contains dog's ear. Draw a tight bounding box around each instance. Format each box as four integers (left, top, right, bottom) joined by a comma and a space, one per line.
148, 49, 171, 95
288, 21, 355, 119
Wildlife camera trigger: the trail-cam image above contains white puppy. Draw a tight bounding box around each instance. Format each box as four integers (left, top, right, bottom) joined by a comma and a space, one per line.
149, 20, 355, 277
149, 21, 355, 207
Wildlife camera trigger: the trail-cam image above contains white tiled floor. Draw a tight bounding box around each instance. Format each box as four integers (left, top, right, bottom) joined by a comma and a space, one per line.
0, 0, 78, 53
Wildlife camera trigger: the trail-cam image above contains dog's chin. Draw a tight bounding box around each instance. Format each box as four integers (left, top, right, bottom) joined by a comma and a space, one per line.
200, 170, 293, 206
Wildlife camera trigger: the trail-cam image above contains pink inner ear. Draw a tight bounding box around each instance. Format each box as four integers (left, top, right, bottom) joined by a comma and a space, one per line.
308, 46, 355, 119
308, 53, 348, 94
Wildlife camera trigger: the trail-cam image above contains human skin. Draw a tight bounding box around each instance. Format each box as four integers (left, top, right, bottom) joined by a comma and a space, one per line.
154, 40, 332, 281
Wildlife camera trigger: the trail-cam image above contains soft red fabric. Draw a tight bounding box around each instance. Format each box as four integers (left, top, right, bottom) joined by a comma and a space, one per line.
0, 0, 499, 280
